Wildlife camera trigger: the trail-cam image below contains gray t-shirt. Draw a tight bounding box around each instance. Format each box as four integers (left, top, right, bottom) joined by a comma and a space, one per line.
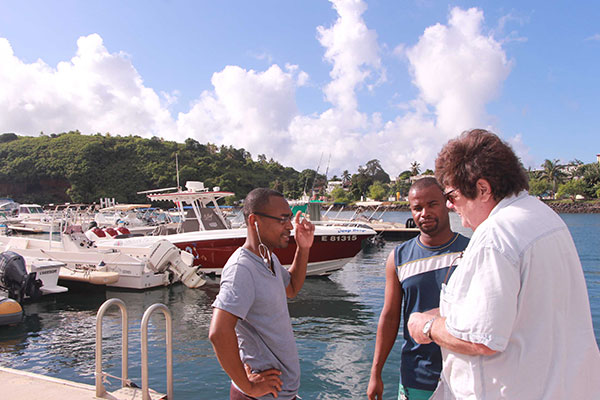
212, 247, 300, 400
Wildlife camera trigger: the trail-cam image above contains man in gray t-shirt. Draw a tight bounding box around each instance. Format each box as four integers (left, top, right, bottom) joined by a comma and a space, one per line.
210, 188, 314, 400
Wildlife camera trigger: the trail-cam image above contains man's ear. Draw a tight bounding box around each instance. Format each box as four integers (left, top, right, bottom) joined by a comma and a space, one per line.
476, 178, 493, 202
247, 213, 257, 227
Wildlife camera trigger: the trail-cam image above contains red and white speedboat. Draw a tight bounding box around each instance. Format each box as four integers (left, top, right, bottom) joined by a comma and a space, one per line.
98, 182, 376, 276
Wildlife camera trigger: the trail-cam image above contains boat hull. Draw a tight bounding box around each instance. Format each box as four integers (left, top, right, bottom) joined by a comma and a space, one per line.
102, 226, 376, 276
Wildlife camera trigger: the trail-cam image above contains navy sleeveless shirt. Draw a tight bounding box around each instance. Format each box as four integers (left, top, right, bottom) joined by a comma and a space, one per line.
394, 232, 470, 391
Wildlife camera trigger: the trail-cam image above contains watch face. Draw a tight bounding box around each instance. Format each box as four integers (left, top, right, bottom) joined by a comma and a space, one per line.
423, 318, 434, 336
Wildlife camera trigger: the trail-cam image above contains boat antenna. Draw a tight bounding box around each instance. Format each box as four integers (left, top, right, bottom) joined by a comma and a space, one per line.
175, 153, 180, 191
310, 152, 323, 200
302, 176, 310, 199
324, 153, 331, 181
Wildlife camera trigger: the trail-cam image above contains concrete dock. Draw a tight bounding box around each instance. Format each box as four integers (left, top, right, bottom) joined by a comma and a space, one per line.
0, 366, 165, 400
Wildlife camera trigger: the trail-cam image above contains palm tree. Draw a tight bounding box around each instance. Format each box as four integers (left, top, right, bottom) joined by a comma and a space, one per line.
410, 161, 421, 177
342, 170, 351, 187
540, 159, 566, 196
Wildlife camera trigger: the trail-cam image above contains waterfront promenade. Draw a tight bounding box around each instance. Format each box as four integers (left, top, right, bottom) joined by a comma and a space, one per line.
0, 366, 165, 400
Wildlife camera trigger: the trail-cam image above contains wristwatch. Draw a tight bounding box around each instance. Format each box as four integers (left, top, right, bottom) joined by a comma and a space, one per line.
422, 317, 437, 340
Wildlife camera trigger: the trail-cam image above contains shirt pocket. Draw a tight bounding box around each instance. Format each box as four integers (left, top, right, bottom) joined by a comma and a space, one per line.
439, 283, 455, 317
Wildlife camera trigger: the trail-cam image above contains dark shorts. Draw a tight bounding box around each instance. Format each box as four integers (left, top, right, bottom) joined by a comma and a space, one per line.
398, 384, 434, 400
230, 383, 297, 400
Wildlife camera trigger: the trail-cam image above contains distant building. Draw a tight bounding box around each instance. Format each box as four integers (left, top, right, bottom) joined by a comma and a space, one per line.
597, 154, 600, 164
326, 180, 343, 194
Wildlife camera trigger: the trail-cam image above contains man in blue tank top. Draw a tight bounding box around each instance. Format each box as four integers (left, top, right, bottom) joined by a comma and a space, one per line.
368, 177, 469, 400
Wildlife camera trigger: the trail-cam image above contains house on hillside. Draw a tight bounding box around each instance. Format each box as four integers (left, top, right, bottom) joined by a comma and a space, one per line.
326, 181, 344, 193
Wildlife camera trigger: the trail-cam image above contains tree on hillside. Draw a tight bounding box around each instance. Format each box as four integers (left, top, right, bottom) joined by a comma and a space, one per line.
330, 187, 350, 203
342, 170, 351, 187
410, 161, 421, 176
0, 133, 18, 143
540, 159, 566, 196
362, 159, 390, 183
349, 172, 372, 200
579, 162, 600, 198
557, 180, 586, 202
369, 181, 388, 201
397, 170, 412, 181
529, 178, 552, 198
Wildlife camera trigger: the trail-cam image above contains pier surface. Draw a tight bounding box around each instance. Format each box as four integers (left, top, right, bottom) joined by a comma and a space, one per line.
0, 366, 165, 400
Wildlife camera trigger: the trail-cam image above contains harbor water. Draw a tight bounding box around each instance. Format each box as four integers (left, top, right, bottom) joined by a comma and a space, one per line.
0, 212, 599, 399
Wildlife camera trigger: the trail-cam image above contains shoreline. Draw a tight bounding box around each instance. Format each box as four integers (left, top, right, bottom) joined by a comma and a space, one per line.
323, 201, 600, 214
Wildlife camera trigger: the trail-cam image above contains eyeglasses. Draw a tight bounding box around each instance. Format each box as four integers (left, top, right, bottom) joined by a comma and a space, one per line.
442, 188, 459, 204
253, 211, 293, 225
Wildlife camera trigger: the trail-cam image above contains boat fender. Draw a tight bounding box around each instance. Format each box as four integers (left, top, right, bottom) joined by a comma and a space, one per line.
0, 297, 23, 326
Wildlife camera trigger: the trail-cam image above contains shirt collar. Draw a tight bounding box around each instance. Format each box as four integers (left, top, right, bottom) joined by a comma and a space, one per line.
488, 190, 529, 219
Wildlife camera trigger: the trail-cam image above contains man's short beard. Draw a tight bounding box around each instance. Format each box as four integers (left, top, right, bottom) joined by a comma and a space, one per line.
417, 220, 439, 234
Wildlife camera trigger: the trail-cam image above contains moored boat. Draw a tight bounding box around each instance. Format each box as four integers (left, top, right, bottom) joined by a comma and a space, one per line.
0, 251, 68, 302
0, 228, 206, 290
322, 201, 420, 240
6, 204, 63, 233
99, 182, 376, 276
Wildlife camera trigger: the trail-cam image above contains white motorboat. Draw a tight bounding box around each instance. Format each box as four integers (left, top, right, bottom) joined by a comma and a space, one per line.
322, 201, 420, 240
0, 226, 206, 290
93, 204, 180, 236
6, 204, 63, 233
98, 182, 376, 277
0, 251, 68, 300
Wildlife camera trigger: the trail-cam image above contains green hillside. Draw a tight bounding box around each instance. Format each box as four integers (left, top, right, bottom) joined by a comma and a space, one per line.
0, 131, 318, 205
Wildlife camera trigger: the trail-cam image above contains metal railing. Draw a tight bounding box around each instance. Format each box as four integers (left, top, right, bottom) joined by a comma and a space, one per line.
95, 298, 128, 397
95, 299, 173, 399
141, 303, 173, 400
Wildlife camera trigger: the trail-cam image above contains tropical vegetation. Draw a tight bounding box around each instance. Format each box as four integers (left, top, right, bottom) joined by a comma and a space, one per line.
1, 132, 599, 206
529, 159, 600, 201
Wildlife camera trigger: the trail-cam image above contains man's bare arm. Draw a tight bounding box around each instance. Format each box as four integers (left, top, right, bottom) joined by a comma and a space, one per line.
209, 308, 283, 397
367, 251, 403, 400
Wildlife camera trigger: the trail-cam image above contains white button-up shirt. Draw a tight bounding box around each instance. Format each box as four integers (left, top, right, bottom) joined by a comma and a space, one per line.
433, 191, 600, 399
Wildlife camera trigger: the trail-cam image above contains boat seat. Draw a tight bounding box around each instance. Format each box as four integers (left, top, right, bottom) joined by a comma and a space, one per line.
198, 208, 227, 230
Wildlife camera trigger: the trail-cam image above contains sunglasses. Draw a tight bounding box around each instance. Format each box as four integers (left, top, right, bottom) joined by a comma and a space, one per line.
443, 188, 459, 204
253, 211, 293, 225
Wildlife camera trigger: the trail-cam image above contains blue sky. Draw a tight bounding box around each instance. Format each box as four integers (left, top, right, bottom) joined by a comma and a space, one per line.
1, 0, 599, 177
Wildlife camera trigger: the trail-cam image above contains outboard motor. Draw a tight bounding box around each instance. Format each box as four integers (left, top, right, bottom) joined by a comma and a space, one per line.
0, 251, 43, 303
406, 218, 417, 229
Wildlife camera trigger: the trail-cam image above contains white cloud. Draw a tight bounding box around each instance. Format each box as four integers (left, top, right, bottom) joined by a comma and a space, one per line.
0, 4, 515, 178
317, 0, 382, 111
176, 64, 301, 153
585, 33, 600, 41
0, 34, 173, 137
508, 133, 535, 169
406, 7, 512, 136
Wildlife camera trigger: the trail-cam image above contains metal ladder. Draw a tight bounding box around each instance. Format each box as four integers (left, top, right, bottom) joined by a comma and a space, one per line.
95, 298, 174, 400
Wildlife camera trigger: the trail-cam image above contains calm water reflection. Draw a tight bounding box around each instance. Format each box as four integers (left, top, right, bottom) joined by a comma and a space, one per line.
0, 211, 598, 399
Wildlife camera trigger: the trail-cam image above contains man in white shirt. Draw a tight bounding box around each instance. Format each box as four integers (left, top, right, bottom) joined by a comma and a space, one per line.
408, 129, 600, 399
